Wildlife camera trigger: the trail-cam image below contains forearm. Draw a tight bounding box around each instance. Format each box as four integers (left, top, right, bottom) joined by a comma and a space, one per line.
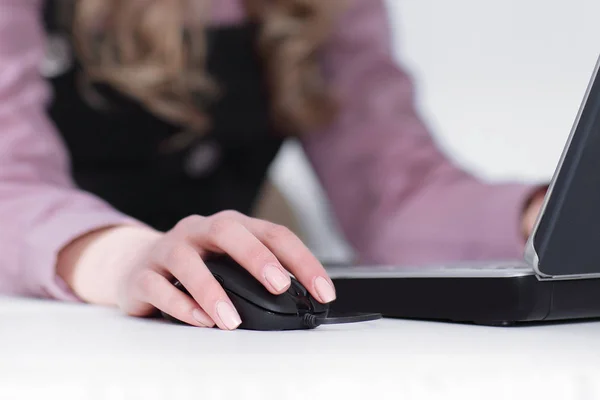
57, 225, 162, 306
302, 0, 547, 265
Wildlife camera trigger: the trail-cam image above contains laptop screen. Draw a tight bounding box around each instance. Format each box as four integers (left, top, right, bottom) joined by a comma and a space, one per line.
526, 55, 600, 279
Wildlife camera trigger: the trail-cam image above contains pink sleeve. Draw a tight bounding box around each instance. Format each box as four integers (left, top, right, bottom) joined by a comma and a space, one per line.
302, 0, 539, 265
0, 0, 138, 301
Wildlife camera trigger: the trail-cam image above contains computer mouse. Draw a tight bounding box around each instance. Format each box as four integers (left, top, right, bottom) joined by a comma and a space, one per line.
161, 255, 330, 331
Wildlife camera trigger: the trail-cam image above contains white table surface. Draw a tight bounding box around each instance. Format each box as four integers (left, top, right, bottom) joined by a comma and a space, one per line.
2, 296, 600, 400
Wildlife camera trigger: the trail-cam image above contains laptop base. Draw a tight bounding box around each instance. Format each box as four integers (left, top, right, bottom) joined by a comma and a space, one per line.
326, 264, 600, 325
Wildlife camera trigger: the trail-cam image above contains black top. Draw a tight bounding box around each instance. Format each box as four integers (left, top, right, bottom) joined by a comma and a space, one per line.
42, 1, 284, 232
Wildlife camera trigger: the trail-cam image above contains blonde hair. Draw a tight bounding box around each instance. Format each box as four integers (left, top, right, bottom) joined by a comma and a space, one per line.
60, 0, 343, 142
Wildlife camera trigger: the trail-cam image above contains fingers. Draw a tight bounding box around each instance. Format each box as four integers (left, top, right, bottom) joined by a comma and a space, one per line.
169, 211, 335, 314
178, 213, 293, 295
177, 212, 335, 304
137, 271, 215, 328
249, 219, 336, 304
522, 189, 546, 237
153, 241, 241, 330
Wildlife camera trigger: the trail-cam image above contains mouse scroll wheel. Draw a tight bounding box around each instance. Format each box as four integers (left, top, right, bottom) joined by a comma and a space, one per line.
288, 280, 307, 297
212, 274, 224, 285
173, 280, 190, 295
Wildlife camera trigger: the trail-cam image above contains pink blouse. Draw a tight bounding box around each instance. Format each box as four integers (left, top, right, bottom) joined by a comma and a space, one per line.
0, 0, 536, 301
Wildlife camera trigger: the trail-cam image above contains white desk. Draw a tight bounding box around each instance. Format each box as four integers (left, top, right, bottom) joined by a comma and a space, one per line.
1, 296, 600, 400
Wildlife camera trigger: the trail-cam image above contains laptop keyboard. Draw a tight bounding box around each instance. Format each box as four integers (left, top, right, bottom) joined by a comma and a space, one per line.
325, 260, 534, 279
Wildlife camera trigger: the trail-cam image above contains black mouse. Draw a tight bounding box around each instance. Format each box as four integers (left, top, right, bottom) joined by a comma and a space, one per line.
162, 255, 330, 331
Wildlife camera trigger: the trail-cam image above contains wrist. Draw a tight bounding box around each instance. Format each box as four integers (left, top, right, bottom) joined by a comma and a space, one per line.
57, 224, 162, 306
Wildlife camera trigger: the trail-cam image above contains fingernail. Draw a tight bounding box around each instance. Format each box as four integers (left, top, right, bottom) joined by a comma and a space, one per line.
264, 264, 291, 292
192, 309, 212, 327
216, 301, 242, 330
314, 276, 336, 303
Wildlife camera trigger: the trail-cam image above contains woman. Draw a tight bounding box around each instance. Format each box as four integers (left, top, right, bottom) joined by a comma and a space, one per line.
0, 0, 544, 330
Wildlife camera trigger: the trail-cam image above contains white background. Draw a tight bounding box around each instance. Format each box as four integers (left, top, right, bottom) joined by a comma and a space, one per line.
268, 0, 600, 262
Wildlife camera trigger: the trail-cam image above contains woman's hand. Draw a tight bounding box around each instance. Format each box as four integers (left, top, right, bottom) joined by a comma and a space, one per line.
58, 211, 336, 330
522, 188, 547, 238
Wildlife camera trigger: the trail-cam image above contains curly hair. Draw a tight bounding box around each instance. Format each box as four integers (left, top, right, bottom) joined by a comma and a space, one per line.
58, 0, 344, 142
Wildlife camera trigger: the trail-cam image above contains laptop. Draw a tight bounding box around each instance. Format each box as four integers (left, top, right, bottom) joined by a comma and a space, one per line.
326, 54, 600, 325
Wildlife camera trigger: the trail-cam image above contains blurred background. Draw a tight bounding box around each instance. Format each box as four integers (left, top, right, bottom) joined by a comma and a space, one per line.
264, 0, 600, 262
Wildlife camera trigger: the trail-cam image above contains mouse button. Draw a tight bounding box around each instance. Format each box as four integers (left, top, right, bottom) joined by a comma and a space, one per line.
227, 287, 300, 317
221, 275, 299, 315
204, 257, 299, 314
309, 296, 330, 314
204, 257, 242, 282
227, 290, 306, 331
206, 258, 264, 292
